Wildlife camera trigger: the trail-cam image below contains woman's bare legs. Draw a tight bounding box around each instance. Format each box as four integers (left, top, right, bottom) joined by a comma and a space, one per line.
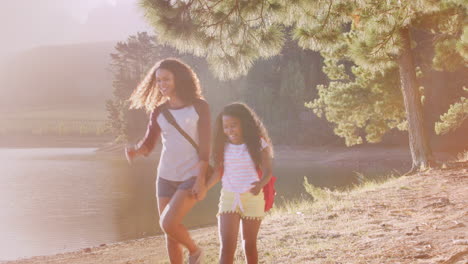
158, 190, 199, 264
158, 197, 182, 264
218, 213, 241, 264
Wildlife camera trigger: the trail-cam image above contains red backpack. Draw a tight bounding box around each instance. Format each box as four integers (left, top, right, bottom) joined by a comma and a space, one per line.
220, 167, 276, 212
257, 169, 276, 211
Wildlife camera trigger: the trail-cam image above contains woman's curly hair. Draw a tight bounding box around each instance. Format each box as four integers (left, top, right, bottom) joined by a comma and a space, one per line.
129, 58, 203, 112
212, 102, 273, 168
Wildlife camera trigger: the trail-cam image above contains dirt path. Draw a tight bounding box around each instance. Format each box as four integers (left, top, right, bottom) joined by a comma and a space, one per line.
4, 164, 466, 264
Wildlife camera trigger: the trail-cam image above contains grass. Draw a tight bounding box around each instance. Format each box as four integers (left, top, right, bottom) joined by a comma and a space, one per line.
2, 119, 109, 136
261, 173, 403, 263
0, 105, 107, 120
457, 150, 468, 162
270, 196, 315, 215
217, 175, 388, 264
270, 172, 399, 218
261, 166, 468, 263
0, 106, 110, 136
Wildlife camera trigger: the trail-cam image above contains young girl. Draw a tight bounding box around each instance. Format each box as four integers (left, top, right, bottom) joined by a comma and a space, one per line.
207, 103, 274, 264
125, 58, 210, 264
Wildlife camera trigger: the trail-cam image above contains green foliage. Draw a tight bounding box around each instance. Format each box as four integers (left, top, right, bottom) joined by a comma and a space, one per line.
140, 0, 467, 145
322, 58, 349, 81
307, 66, 406, 146
106, 31, 327, 145
457, 150, 468, 162
238, 40, 333, 145
140, 0, 286, 80
106, 99, 127, 141
433, 38, 466, 71
242, 51, 313, 144
303, 176, 335, 202
458, 25, 468, 60
276, 59, 307, 138
435, 87, 468, 135
107, 32, 161, 141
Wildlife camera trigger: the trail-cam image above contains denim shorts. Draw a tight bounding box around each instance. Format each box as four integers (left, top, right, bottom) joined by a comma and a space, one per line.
157, 176, 197, 198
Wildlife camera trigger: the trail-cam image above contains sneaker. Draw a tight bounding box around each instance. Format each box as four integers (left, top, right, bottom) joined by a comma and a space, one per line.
188, 247, 204, 264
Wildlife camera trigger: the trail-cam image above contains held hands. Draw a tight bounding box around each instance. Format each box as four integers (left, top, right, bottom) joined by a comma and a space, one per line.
192, 161, 209, 200
192, 180, 207, 201
250, 181, 263, 196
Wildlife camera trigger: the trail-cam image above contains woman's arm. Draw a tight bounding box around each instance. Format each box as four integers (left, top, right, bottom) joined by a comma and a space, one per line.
192, 99, 211, 199
125, 109, 161, 163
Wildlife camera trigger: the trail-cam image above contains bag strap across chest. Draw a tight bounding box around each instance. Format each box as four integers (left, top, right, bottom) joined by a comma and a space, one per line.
160, 104, 200, 153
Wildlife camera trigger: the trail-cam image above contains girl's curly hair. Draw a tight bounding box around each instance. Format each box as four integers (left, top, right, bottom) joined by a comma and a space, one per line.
213, 102, 273, 168
129, 58, 203, 112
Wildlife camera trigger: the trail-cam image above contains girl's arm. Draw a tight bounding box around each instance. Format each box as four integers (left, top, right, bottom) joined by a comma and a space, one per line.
250, 147, 273, 195
206, 167, 222, 190
259, 146, 273, 185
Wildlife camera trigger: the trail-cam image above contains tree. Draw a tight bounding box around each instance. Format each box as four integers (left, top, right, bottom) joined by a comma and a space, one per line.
140, 0, 467, 171
278, 58, 306, 140
107, 32, 161, 142
435, 87, 468, 135
238, 41, 322, 144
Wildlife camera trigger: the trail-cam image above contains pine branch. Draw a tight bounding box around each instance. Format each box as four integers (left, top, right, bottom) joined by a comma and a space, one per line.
319, 0, 333, 32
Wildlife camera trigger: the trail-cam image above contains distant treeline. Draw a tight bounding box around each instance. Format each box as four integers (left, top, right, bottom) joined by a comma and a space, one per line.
0, 34, 464, 150
106, 32, 336, 145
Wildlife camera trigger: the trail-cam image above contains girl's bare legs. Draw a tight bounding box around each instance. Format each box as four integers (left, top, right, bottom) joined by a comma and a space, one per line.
219, 213, 241, 264
241, 219, 262, 264
158, 190, 200, 264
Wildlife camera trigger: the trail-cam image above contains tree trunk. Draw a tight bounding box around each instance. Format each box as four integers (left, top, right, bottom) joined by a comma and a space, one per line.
398, 27, 434, 172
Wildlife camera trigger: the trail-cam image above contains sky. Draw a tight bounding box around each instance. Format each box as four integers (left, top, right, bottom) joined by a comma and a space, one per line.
0, 0, 152, 59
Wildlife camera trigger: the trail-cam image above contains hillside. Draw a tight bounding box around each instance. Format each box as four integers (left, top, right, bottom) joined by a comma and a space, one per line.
0, 41, 116, 112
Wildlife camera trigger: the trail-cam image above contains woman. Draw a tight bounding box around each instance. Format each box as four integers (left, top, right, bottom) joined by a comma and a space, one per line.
125, 58, 210, 264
